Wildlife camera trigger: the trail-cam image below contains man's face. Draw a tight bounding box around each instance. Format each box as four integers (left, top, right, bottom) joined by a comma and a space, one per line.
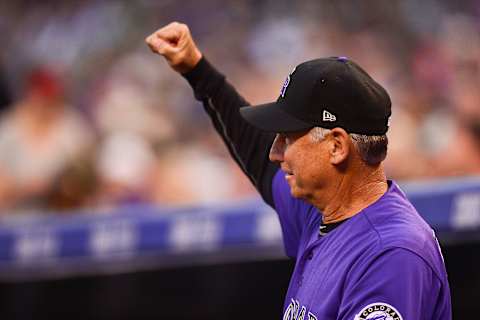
269, 129, 330, 200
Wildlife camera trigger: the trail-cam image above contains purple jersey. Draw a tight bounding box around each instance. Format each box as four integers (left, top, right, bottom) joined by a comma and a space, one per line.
272, 170, 452, 320
182, 57, 452, 320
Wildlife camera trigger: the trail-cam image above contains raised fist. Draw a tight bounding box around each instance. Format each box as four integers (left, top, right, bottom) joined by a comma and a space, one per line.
146, 22, 202, 74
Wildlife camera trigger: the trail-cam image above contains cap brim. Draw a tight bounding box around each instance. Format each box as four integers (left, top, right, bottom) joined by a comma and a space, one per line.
239, 102, 313, 133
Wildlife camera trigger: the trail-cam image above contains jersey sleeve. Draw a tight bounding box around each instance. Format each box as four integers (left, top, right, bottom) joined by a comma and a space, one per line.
182, 57, 279, 206
338, 248, 451, 320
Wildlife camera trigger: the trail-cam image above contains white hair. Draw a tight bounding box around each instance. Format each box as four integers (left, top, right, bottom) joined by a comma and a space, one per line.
309, 127, 388, 165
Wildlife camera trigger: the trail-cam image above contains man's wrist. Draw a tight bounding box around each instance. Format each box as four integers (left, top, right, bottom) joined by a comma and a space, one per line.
182, 57, 225, 100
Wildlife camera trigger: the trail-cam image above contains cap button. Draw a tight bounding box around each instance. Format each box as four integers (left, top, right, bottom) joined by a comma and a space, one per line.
337, 56, 348, 62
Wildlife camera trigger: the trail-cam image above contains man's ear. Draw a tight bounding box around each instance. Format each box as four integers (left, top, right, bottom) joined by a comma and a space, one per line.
328, 128, 351, 165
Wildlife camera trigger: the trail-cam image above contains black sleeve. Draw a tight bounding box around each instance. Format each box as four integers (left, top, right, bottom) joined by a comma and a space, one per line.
0, 68, 11, 113
182, 57, 279, 207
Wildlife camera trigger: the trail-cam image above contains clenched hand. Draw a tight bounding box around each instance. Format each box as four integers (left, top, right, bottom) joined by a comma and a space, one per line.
146, 22, 202, 74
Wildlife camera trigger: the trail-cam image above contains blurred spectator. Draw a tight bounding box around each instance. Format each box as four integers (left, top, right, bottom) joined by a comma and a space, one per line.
0, 67, 94, 212
151, 135, 256, 205
95, 132, 157, 207
45, 151, 98, 211
91, 51, 177, 207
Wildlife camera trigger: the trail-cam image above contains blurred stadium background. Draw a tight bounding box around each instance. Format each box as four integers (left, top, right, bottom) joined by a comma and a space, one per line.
0, 0, 479, 319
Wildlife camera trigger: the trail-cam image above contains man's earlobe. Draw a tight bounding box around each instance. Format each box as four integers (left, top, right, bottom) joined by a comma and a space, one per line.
329, 128, 350, 165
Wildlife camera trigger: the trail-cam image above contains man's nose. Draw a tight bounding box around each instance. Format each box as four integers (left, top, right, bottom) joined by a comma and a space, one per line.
269, 134, 285, 163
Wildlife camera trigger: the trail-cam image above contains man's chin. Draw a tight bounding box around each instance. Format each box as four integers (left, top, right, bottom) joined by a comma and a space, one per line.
286, 177, 308, 199
289, 186, 305, 199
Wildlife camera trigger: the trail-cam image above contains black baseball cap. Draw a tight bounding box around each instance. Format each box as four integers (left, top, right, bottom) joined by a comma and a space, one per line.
239, 57, 391, 135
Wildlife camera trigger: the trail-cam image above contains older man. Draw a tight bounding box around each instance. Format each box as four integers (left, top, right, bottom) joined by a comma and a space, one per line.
146, 22, 451, 320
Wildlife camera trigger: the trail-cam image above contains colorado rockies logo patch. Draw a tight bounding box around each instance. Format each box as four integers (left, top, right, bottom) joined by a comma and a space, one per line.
354, 302, 403, 320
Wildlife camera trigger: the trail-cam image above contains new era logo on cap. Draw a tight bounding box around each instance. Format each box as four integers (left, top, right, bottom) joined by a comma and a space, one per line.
322, 110, 336, 122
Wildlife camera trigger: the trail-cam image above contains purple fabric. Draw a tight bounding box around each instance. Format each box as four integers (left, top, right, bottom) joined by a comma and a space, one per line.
272, 170, 452, 320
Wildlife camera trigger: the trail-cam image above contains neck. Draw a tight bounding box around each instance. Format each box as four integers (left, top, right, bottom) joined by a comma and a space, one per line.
313, 164, 388, 224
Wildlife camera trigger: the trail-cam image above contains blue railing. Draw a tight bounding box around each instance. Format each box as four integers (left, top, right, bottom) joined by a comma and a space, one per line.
0, 177, 479, 279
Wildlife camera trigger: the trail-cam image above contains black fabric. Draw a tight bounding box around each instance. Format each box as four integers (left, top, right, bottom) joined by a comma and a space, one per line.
239, 102, 313, 133
318, 219, 347, 237
0, 68, 11, 113
240, 56, 392, 135
183, 57, 279, 207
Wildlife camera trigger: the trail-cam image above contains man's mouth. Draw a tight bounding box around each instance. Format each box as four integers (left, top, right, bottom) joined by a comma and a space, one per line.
281, 168, 294, 178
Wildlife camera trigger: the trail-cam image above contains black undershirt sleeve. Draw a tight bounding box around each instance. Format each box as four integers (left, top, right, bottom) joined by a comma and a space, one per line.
182, 57, 279, 207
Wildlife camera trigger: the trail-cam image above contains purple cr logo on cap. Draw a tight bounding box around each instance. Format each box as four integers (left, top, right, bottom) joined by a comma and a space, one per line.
280, 66, 296, 98
337, 56, 348, 62
280, 75, 291, 98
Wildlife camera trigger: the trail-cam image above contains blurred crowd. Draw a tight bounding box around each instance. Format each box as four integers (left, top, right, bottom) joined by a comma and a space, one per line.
0, 0, 479, 214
